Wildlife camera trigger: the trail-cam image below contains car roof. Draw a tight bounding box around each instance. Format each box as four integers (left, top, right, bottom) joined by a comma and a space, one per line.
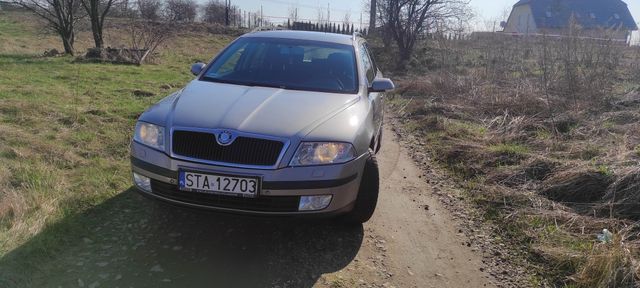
241, 30, 358, 46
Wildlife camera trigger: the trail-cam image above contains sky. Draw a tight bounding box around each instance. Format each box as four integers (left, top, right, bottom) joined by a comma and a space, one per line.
229, 0, 640, 32
229, 0, 369, 27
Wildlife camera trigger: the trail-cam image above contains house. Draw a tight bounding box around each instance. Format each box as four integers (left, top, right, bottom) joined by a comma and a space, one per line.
503, 0, 638, 41
631, 31, 640, 46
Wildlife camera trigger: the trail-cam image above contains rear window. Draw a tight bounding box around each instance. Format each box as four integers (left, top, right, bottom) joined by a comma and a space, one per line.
201, 37, 358, 94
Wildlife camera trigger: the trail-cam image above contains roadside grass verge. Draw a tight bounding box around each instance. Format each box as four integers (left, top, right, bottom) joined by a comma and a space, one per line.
0, 54, 177, 253
0, 11, 234, 282
386, 40, 640, 285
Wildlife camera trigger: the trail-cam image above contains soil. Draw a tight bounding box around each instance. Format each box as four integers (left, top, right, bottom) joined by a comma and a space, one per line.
13, 122, 530, 288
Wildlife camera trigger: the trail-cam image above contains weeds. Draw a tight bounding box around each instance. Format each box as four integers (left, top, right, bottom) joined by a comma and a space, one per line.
384, 18, 640, 286
574, 234, 638, 288
488, 143, 529, 156
0, 12, 232, 259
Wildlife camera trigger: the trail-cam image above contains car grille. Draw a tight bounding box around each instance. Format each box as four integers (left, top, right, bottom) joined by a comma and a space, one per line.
150, 180, 300, 212
172, 130, 284, 166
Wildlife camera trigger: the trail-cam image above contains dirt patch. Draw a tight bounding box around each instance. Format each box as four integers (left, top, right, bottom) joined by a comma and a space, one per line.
77, 47, 148, 64
485, 150, 528, 167
599, 169, 640, 220
523, 158, 559, 181
43, 48, 62, 57
614, 89, 640, 107
548, 115, 579, 134
602, 111, 640, 126
541, 168, 613, 204
488, 158, 559, 188
132, 90, 155, 97
442, 143, 486, 179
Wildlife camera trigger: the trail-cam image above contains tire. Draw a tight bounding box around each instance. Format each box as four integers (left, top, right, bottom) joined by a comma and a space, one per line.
340, 150, 380, 225
375, 128, 383, 154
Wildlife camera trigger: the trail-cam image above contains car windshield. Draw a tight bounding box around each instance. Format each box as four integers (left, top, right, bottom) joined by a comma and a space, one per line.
201, 37, 358, 94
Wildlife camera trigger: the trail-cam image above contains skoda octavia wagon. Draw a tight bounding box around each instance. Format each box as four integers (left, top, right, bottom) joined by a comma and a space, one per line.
130, 30, 394, 224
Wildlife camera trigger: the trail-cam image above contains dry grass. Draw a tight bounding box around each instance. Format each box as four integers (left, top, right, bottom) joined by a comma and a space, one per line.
383, 30, 640, 286
541, 168, 613, 204
600, 169, 640, 220
574, 234, 639, 287
0, 11, 234, 258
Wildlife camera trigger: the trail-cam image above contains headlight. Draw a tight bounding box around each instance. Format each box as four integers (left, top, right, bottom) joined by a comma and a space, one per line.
134, 122, 165, 150
290, 142, 356, 166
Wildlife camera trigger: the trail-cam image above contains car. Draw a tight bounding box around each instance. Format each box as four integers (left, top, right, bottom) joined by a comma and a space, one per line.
130, 30, 395, 224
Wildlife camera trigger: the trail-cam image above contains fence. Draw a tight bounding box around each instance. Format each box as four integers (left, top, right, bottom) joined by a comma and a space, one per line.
287, 21, 367, 35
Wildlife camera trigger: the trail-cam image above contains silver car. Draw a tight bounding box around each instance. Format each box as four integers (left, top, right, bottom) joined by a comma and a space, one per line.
130, 30, 394, 224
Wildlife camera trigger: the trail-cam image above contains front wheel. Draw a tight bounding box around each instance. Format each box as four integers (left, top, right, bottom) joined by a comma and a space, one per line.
340, 150, 380, 225
375, 128, 383, 154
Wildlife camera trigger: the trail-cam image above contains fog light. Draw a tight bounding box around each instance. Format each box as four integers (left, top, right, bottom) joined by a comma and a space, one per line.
298, 195, 332, 211
133, 172, 151, 192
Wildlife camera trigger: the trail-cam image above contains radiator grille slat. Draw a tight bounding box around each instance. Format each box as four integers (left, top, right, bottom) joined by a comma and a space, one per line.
172, 131, 284, 166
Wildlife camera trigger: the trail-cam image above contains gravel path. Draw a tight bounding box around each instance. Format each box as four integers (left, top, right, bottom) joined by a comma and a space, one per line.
16, 124, 499, 288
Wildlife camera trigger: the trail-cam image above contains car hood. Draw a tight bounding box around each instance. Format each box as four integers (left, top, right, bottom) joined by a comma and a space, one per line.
167, 80, 360, 138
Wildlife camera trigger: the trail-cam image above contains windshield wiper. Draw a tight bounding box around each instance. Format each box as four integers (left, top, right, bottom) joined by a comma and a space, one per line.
241, 81, 288, 89
201, 77, 288, 89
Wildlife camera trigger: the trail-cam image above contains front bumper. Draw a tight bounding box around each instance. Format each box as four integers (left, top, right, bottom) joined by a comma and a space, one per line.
130, 141, 366, 216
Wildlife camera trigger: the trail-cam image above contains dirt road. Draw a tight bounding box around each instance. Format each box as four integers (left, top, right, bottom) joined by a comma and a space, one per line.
1, 125, 495, 287
365, 125, 494, 288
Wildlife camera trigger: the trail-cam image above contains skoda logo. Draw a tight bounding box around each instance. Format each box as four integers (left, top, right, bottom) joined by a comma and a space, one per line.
217, 131, 234, 146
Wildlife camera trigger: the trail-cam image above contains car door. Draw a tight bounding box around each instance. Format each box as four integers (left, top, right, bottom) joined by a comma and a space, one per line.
359, 41, 384, 138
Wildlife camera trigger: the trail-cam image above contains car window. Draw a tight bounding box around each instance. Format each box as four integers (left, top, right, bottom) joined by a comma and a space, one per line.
364, 43, 378, 76
202, 37, 358, 94
359, 43, 375, 84
218, 44, 247, 75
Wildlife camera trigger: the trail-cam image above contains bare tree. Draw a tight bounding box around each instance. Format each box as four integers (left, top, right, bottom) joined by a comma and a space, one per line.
369, 0, 376, 32
137, 0, 161, 20
107, 0, 135, 17
316, 7, 325, 25
343, 10, 351, 27
127, 15, 173, 64
164, 0, 196, 22
12, 0, 83, 54
81, 0, 118, 49
203, 0, 225, 24
288, 5, 298, 22
381, 0, 470, 66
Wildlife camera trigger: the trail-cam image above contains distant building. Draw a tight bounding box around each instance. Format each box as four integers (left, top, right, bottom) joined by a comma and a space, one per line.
631, 31, 640, 46
503, 0, 638, 42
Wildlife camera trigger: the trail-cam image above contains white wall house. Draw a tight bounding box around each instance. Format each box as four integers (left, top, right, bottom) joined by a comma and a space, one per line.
503, 0, 638, 42
631, 31, 640, 45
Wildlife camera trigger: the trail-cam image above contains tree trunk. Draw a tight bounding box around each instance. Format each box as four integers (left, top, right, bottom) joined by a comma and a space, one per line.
15, 0, 82, 56
89, 1, 104, 48
397, 46, 412, 69
60, 29, 75, 55
91, 19, 104, 48
369, 0, 376, 33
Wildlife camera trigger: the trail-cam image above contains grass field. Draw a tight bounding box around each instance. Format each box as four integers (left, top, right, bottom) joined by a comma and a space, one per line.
0, 11, 234, 285
5, 8, 640, 286
381, 32, 640, 286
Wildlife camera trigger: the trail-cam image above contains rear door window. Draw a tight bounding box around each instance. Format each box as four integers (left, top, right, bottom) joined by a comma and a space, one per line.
359, 43, 375, 84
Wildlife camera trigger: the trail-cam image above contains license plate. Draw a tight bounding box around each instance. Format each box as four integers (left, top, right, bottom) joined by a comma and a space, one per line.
178, 171, 260, 197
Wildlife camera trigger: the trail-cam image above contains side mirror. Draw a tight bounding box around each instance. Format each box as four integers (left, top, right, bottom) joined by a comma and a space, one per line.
369, 78, 395, 93
191, 62, 206, 76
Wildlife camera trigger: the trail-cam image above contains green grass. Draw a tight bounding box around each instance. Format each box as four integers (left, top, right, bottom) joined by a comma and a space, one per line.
0, 56, 180, 252
0, 13, 28, 38
0, 12, 233, 281
488, 143, 530, 156
595, 164, 614, 177
535, 128, 552, 140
